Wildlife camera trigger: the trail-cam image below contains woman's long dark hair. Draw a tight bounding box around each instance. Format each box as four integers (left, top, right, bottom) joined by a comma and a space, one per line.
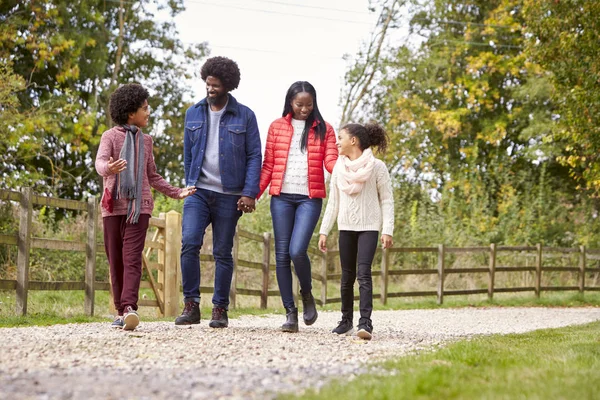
282, 81, 326, 152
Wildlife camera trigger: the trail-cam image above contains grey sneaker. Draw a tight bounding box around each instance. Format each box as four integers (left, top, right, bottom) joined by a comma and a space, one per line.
111, 316, 124, 329
123, 306, 139, 331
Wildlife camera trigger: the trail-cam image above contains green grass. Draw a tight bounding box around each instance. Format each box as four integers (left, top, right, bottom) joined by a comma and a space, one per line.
289, 322, 600, 400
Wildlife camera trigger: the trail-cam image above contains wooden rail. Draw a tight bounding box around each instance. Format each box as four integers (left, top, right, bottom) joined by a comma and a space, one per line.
2, 188, 600, 316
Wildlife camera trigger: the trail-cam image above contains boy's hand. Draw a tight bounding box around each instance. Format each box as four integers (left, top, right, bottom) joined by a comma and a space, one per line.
237, 196, 256, 213
179, 186, 196, 199
108, 157, 127, 174
318, 234, 328, 253
381, 234, 393, 249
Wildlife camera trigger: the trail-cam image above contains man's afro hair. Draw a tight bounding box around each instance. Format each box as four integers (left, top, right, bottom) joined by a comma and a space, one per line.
109, 83, 149, 125
200, 56, 241, 92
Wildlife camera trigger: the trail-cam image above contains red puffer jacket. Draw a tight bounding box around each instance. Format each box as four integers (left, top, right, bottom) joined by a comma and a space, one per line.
258, 113, 338, 199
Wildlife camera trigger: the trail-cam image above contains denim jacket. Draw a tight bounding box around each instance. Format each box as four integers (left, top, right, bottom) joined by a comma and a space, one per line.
183, 94, 262, 198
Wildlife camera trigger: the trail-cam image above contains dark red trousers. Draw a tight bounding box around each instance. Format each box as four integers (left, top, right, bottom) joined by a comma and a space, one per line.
103, 214, 150, 315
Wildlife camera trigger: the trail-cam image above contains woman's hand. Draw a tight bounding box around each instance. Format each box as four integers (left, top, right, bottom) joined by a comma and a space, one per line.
107, 157, 127, 174
381, 234, 393, 249
237, 196, 256, 213
318, 234, 328, 253
178, 186, 196, 199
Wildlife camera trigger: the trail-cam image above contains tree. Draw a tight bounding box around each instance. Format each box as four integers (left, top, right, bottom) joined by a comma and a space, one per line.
340, 0, 585, 246
0, 0, 208, 198
523, 0, 600, 194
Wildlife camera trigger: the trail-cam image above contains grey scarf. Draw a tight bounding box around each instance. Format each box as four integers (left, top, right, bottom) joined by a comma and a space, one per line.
117, 124, 145, 224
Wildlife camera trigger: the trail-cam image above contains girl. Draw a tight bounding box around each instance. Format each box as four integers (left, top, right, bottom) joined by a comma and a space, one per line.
258, 81, 338, 332
95, 83, 195, 330
318, 122, 394, 340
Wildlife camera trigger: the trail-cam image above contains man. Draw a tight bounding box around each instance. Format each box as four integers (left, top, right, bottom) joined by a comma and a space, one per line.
176, 56, 261, 328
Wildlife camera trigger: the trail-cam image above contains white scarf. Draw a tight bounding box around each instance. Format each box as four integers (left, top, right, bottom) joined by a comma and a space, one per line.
337, 148, 376, 195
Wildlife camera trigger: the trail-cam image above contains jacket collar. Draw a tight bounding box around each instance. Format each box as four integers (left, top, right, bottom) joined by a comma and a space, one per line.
284, 112, 321, 128
194, 93, 239, 115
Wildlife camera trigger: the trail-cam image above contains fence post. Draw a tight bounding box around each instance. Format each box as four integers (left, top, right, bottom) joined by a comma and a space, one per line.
16, 187, 33, 316
292, 267, 299, 305
437, 244, 445, 305
230, 227, 239, 309
535, 243, 542, 298
163, 210, 182, 317
261, 232, 271, 309
320, 251, 328, 307
381, 247, 389, 305
488, 243, 496, 301
579, 245, 586, 294
85, 197, 98, 316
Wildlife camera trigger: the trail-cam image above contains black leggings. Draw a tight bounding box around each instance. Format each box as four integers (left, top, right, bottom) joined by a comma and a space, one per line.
338, 230, 379, 323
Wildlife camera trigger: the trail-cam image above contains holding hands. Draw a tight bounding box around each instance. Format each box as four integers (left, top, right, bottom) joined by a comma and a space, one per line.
237, 196, 256, 213
178, 186, 196, 199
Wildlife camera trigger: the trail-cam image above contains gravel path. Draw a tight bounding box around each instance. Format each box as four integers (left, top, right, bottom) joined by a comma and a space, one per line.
1, 307, 599, 400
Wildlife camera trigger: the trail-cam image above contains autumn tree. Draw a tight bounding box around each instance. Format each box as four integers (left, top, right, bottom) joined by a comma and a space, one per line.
0, 0, 207, 198
523, 0, 600, 194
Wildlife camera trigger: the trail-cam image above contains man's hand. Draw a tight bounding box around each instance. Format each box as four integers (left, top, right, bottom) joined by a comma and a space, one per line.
108, 157, 127, 174
237, 196, 256, 213
381, 234, 393, 249
178, 186, 196, 199
318, 234, 328, 253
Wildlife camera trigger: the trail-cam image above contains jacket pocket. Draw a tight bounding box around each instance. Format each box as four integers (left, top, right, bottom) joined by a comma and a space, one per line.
228, 125, 246, 148
185, 121, 204, 143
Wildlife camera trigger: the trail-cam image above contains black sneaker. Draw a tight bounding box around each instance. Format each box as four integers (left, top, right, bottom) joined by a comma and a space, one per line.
208, 307, 228, 328
111, 315, 124, 329
357, 320, 373, 340
175, 301, 201, 326
332, 318, 353, 335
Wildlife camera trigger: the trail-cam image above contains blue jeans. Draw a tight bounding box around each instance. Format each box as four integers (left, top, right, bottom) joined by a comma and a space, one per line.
270, 194, 322, 309
181, 189, 242, 309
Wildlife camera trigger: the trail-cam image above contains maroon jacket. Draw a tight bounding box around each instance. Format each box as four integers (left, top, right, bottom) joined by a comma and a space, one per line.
95, 126, 182, 218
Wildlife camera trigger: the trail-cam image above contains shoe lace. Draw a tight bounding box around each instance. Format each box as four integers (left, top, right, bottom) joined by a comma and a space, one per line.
183, 302, 195, 315
212, 307, 226, 320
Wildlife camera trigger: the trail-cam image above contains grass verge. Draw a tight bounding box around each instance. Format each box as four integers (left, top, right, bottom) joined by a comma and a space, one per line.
288, 322, 600, 400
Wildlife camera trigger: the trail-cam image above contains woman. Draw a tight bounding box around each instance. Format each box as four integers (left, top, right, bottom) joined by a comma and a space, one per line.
258, 81, 338, 332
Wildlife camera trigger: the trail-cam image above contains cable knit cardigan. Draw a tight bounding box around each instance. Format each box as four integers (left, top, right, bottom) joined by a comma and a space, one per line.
95, 126, 183, 218
319, 157, 394, 236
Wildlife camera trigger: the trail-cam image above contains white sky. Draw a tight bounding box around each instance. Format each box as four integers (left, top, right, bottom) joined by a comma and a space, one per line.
175, 0, 381, 143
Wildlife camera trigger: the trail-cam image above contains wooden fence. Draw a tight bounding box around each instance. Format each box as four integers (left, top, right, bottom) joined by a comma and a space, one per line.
2, 188, 600, 317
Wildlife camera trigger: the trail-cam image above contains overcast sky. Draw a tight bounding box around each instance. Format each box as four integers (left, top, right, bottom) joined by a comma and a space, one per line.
175, 0, 381, 143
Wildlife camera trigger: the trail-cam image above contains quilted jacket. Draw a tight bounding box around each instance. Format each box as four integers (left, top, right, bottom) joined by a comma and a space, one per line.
258, 113, 338, 199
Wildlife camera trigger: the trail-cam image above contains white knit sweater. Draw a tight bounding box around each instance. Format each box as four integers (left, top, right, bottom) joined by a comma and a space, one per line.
319, 158, 394, 236
280, 118, 309, 196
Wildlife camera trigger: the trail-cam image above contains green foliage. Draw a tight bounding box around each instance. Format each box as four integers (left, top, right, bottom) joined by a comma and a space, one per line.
524, 0, 600, 194
338, 0, 598, 247
291, 321, 600, 400
0, 0, 207, 200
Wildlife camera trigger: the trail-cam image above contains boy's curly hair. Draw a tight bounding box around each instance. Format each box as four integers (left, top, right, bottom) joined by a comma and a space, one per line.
200, 56, 241, 92
109, 83, 149, 125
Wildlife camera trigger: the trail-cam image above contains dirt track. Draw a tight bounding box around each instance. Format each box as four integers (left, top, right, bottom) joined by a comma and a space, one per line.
1, 307, 599, 400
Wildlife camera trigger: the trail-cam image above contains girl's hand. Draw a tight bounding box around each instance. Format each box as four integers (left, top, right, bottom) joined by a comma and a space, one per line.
179, 186, 196, 199
108, 157, 127, 174
318, 234, 328, 253
381, 234, 393, 249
